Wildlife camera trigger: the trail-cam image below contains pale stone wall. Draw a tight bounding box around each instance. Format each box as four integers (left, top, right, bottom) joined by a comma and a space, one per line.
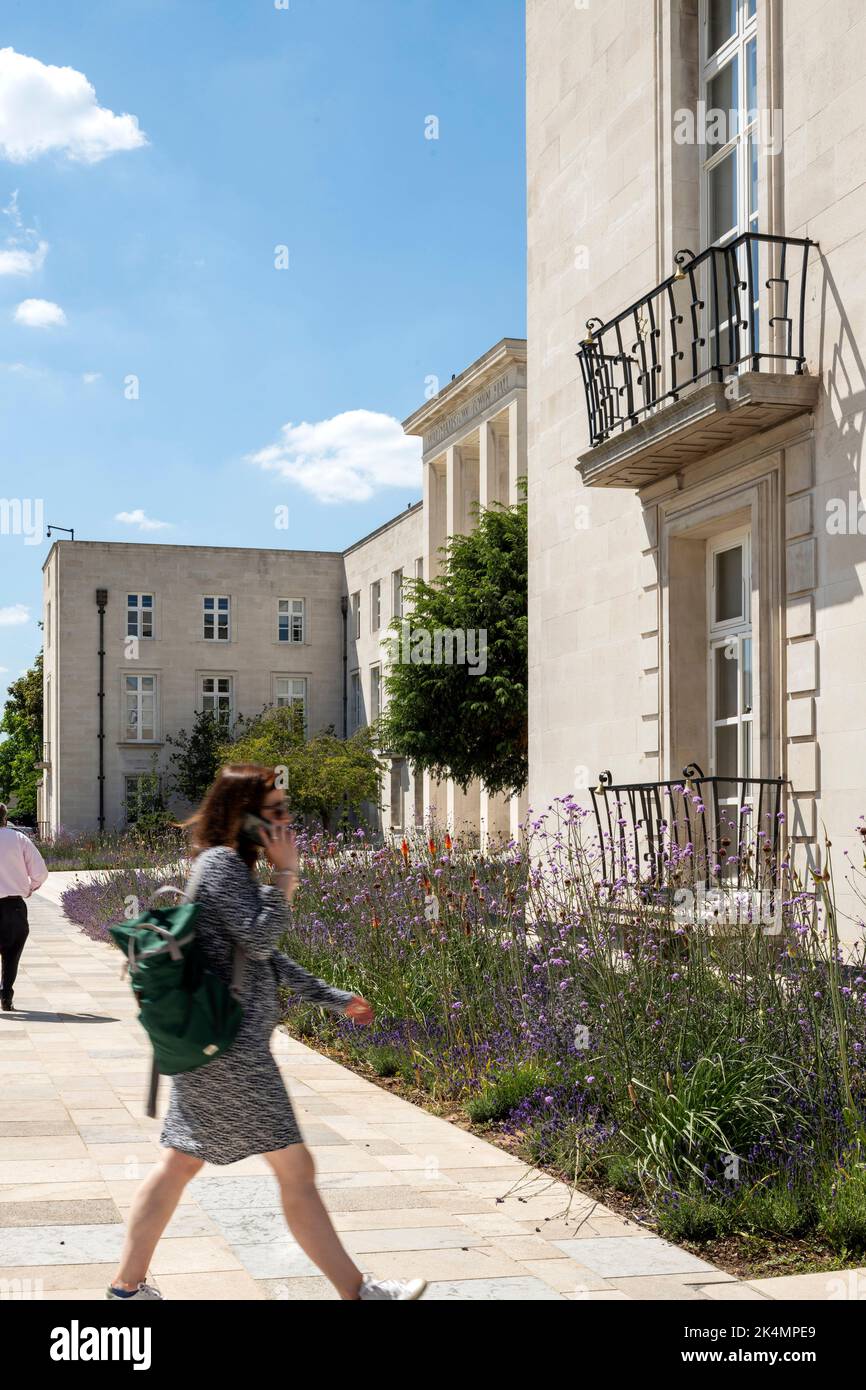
343, 503, 425, 836
527, 0, 866, 939
44, 541, 344, 834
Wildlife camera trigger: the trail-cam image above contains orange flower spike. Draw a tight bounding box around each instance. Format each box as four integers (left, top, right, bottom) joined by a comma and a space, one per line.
371, 914, 380, 930
444, 832, 452, 853
400, 838, 409, 864
428, 837, 436, 857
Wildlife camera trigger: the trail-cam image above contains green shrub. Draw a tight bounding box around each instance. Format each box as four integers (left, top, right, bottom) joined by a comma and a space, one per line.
657, 1190, 734, 1243
737, 1179, 816, 1239
467, 1064, 549, 1124
817, 1166, 866, 1254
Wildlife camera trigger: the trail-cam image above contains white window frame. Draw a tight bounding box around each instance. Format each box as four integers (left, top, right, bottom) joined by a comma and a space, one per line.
277, 598, 305, 644
274, 675, 307, 733
352, 591, 361, 639
699, 0, 759, 250
123, 672, 159, 742
392, 569, 404, 621
415, 556, 424, 581
125, 772, 162, 825
127, 593, 155, 640
707, 527, 754, 790
370, 663, 382, 723
350, 669, 362, 730
203, 595, 231, 642
200, 674, 234, 725
370, 580, 381, 633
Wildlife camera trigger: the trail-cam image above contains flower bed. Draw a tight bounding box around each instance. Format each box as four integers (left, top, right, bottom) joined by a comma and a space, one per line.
62, 800, 866, 1276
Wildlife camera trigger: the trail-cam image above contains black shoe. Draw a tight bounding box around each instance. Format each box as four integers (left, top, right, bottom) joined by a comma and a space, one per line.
1, 995, 13, 1012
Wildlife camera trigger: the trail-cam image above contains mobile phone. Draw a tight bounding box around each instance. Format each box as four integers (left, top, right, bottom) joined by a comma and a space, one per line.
241, 812, 272, 846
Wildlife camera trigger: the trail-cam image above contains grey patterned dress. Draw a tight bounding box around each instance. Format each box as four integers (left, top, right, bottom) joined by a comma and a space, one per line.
159, 845, 354, 1165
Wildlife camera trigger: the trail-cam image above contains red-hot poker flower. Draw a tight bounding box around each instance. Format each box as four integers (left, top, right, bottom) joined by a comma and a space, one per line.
400, 838, 409, 863
444, 832, 452, 853
428, 837, 436, 856
371, 913, 380, 930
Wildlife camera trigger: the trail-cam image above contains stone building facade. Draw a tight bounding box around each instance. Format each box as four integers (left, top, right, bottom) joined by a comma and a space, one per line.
526, 0, 866, 938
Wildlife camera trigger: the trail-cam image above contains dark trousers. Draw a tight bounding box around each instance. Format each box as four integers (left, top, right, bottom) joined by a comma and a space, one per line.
0, 896, 29, 998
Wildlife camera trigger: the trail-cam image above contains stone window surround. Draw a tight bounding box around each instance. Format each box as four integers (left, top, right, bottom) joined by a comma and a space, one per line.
119, 669, 161, 745
651, 458, 784, 785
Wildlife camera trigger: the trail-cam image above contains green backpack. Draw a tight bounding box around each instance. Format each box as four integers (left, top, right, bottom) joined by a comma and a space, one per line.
108, 858, 246, 1117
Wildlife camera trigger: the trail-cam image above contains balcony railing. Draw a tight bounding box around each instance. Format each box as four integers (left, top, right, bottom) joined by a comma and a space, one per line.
577, 233, 815, 450
589, 765, 787, 918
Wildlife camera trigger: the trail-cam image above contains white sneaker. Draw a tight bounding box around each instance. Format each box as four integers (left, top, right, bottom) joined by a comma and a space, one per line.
105, 1282, 163, 1300
357, 1274, 427, 1301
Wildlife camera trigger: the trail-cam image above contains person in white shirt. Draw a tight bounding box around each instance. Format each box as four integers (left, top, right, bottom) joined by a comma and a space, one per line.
0, 804, 48, 1011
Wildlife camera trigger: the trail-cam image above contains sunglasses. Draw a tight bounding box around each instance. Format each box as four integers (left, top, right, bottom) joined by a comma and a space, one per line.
261, 801, 292, 820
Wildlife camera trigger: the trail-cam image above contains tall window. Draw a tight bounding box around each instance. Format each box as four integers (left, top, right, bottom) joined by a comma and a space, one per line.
700, 0, 758, 248
125, 674, 157, 741
275, 676, 306, 733
201, 675, 233, 726
370, 580, 381, 633
415, 556, 424, 580
126, 773, 161, 826
390, 759, 404, 829
46, 601, 51, 647
370, 664, 382, 722
128, 593, 154, 639
278, 598, 305, 643
351, 591, 361, 639
708, 530, 753, 795
203, 596, 230, 641
392, 569, 404, 620
350, 670, 362, 729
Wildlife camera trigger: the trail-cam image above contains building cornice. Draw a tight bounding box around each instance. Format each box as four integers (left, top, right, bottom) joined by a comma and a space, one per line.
401, 337, 527, 442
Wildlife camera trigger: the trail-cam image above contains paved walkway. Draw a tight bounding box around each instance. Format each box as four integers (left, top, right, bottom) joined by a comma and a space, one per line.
0, 881, 862, 1301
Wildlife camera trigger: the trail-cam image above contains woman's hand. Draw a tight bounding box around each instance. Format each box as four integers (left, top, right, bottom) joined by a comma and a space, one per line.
344, 995, 374, 1025
260, 823, 299, 876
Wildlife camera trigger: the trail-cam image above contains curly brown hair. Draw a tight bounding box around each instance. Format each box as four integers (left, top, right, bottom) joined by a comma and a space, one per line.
184, 764, 277, 869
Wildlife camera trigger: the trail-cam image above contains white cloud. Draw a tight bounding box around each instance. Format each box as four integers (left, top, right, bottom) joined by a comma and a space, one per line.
82, 371, 101, 384
0, 49, 148, 164
246, 409, 423, 504
0, 604, 29, 626
14, 297, 66, 327
115, 509, 172, 532
0, 238, 48, 275
1, 190, 48, 275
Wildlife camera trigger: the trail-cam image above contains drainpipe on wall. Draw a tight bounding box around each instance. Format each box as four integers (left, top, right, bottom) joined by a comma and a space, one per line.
96, 588, 108, 832
340, 594, 348, 739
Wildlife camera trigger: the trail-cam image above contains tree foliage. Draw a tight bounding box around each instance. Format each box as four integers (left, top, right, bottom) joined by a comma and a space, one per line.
222, 703, 384, 829
377, 485, 527, 795
0, 650, 43, 818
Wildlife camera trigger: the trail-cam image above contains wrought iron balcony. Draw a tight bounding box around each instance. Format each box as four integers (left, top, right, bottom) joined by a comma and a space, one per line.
589, 765, 787, 919
576, 233, 819, 487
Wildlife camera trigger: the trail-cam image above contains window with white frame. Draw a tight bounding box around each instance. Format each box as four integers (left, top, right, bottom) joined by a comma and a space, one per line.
125, 773, 162, 825
351, 591, 361, 639
370, 580, 381, 633
392, 568, 404, 620
124, 674, 158, 741
278, 598, 305, 643
201, 675, 233, 725
700, 0, 758, 248
127, 593, 154, 640
415, 556, 424, 581
370, 664, 382, 722
350, 670, 362, 729
707, 530, 753, 795
46, 601, 51, 647
203, 596, 230, 641
275, 676, 307, 733
390, 759, 404, 829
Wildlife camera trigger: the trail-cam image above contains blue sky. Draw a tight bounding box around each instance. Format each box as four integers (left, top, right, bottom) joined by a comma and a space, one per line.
0, 0, 526, 713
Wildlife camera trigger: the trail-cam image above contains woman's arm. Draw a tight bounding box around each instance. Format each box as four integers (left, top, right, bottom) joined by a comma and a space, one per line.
201, 847, 288, 962
270, 950, 355, 1014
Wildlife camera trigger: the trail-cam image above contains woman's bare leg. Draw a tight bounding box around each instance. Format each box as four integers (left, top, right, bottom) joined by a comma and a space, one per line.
111, 1148, 205, 1288
265, 1144, 364, 1299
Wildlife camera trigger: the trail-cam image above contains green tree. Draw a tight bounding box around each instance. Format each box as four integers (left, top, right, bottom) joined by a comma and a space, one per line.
224, 703, 384, 829
0, 650, 43, 818
165, 709, 225, 806
378, 484, 527, 795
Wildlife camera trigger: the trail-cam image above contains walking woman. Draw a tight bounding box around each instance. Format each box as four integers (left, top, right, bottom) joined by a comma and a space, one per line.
107, 765, 427, 1301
